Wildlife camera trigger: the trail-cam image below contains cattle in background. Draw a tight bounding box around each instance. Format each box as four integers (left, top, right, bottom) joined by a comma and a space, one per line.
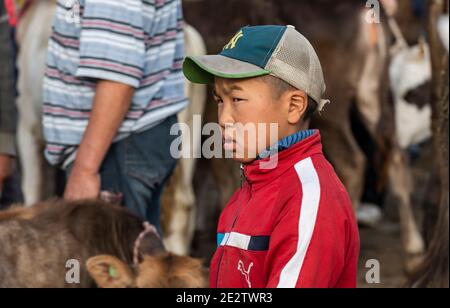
0, 199, 208, 287
385, 41, 432, 272
390, 42, 431, 150
15, 0, 57, 205
438, 14, 449, 52
161, 25, 207, 255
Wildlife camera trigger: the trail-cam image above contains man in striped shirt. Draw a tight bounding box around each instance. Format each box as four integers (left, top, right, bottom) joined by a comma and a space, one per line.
44, 0, 187, 229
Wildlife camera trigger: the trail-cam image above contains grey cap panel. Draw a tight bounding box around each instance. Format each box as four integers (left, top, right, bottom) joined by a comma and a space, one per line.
265, 26, 327, 110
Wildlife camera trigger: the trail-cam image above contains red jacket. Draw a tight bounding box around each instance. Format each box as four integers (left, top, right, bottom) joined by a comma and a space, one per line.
210, 132, 360, 288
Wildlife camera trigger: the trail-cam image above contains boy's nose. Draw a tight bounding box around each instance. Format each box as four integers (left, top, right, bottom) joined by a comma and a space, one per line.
218, 104, 235, 129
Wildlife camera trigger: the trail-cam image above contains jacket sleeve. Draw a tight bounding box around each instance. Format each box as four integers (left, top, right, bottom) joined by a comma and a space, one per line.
264, 190, 354, 288
0, 2, 17, 156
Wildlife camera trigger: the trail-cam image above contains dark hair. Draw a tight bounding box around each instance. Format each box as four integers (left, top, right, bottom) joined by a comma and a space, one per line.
258, 75, 318, 120
304, 96, 318, 120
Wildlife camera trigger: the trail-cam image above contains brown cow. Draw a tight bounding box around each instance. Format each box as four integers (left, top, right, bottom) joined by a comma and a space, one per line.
0, 199, 206, 288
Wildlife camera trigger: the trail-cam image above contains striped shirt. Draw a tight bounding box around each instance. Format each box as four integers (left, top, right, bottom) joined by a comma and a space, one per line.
43, 0, 188, 167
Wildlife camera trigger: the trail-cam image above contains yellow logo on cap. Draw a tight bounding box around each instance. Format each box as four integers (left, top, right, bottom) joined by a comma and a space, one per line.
223, 30, 244, 50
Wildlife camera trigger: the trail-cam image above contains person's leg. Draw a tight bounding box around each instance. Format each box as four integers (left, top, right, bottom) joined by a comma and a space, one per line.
146, 167, 175, 230
100, 115, 179, 232
0, 167, 23, 209
65, 115, 178, 231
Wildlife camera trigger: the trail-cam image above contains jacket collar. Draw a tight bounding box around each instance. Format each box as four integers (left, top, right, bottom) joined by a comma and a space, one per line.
242, 130, 323, 190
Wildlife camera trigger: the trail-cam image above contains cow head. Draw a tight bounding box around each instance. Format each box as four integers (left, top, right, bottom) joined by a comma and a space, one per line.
86, 253, 208, 288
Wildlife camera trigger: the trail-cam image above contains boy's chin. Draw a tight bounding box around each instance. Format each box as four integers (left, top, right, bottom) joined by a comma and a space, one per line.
224, 147, 259, 164
230, 156, 257, 164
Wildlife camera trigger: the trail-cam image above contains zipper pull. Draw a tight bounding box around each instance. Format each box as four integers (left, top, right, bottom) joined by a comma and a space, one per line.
240, 163, 245, 187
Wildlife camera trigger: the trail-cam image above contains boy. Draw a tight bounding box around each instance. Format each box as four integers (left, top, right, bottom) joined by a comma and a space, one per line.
183, 25, 360, 288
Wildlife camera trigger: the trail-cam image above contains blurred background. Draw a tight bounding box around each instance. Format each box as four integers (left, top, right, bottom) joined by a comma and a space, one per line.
0, 0, 448, 288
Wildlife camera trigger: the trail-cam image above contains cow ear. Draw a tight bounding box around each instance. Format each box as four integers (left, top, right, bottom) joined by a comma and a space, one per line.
86, 255, 135, 288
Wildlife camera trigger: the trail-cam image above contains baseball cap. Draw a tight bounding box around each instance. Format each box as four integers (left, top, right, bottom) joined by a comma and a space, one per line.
183, 25, 329, 111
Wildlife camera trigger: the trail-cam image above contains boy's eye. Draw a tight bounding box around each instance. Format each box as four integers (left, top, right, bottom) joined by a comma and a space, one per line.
232, 98, 245, 103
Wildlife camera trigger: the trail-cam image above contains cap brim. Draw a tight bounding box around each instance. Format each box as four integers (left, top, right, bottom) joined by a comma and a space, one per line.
183, 55, 270, 84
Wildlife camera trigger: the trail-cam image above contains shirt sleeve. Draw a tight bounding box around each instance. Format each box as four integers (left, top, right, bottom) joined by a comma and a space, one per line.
76, 0, 145, 88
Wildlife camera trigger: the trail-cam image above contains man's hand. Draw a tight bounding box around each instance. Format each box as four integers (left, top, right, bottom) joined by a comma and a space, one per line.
64, 165, 101, 200
63, 80, 134, 200
0, 154, 14, 192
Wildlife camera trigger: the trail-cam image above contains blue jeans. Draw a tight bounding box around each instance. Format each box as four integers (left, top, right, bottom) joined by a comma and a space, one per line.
67, 115, 178, 232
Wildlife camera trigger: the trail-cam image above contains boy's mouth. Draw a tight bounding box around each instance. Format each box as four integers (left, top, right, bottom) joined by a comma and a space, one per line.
223, 137, 236, 151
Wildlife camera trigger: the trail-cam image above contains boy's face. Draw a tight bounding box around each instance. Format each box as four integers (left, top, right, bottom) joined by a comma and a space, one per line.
213, 77, 308, 164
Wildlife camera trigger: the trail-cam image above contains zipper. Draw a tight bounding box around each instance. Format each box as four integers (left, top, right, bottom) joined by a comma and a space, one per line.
240, 163, 245, 187
215, 164, 252, 287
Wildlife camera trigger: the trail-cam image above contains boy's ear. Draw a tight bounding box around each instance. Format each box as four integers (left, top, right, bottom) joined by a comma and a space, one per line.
86, 255, 135, 288
287, 90, 308, 125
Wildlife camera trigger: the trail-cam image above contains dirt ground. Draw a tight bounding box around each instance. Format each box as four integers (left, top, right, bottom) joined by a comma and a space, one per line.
358, 222, 408, 288
357, 144, 436, 288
